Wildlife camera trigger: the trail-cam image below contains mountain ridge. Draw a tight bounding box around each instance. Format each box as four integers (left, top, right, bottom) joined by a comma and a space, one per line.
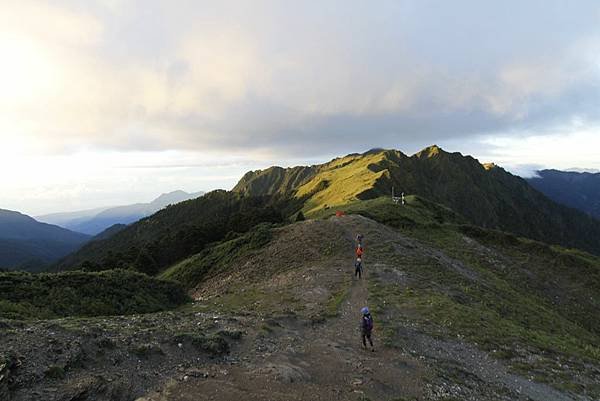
52, 146, 600, 276
234, 146, 600, 255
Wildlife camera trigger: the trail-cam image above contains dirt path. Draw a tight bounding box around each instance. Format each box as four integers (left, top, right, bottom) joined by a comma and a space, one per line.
140, 217, 423, 401
305, 272, 424, 400
137, 215, 581, 401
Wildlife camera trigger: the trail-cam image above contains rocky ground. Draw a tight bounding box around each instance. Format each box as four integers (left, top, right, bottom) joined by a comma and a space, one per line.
1, 216, 595, 400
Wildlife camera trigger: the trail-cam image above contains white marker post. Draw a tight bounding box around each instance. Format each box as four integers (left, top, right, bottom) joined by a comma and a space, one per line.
392, 186, 402, 204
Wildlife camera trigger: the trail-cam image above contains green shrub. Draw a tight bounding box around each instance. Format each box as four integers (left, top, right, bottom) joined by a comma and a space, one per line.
160, 224, 273, 288
0, 269, 189, 320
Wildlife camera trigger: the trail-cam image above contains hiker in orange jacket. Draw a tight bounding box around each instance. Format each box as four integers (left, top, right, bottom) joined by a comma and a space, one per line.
356, 245, 364, 259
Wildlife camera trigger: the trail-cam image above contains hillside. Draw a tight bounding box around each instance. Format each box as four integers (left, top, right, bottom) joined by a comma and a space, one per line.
527, 169, 600, 219
234, 166, 318, 196
0, 209, 89, 270
3, 207, 599, 400
234, 146, 600, 255
53, 190, 301, 273
37, 190, 204, 235
89, 223, 127, 242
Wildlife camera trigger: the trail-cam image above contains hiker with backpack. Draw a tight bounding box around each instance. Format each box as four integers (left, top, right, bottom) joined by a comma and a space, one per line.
354, 257, 363, 279
356, 244, 364, 259
356, 233, 364, 248
360, 307, 374, 351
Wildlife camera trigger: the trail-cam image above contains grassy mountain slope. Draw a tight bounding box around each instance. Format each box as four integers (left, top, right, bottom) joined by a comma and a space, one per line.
155, 204, 600, 399
359, 213, 600, 397
527, 169, 600, 220
233, 166, 317, 196
234, 146, 600, 255
159, 195, 463, 293
54, 191, 300, 274
159, 223, 274, 289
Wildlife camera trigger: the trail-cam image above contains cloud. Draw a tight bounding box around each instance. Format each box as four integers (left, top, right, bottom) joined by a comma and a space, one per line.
1, 0, 600, 160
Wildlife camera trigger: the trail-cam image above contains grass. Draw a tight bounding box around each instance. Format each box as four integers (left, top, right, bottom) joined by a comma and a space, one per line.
309, 195, 465, 227
160, 223, 273, 289
319, 195, 600, 396
325, 287, 349, 318
217, 329, 244, 340
295, 152, 392, 215
406, 226, 600, 349
200, 286, 301, 317
363, 220, 600, 397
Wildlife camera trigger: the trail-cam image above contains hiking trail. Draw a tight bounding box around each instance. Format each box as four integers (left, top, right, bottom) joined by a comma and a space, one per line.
3, 216, 587, 401
137, 216, 580, 401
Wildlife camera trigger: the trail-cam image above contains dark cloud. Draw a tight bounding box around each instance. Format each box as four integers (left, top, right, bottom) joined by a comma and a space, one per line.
122, 0, 600, 157
4, 0, 600, 159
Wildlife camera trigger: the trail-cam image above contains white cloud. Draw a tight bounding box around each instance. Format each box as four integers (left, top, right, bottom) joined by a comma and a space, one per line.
2, 0, 600, 155
1, 0, 600, 212
474, 128, 600, 173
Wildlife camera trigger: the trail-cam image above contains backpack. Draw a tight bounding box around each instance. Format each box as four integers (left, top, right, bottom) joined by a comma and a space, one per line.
363, 314, 373, 331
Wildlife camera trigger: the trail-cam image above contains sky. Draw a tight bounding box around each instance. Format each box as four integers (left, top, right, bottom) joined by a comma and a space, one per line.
1, 0, 599, 215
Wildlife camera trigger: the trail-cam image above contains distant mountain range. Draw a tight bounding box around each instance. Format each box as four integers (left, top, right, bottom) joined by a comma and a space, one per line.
1, 190, 204, 271
527, 169, 600, 220
0, 209, 90, 270
37, 190, 204, 235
